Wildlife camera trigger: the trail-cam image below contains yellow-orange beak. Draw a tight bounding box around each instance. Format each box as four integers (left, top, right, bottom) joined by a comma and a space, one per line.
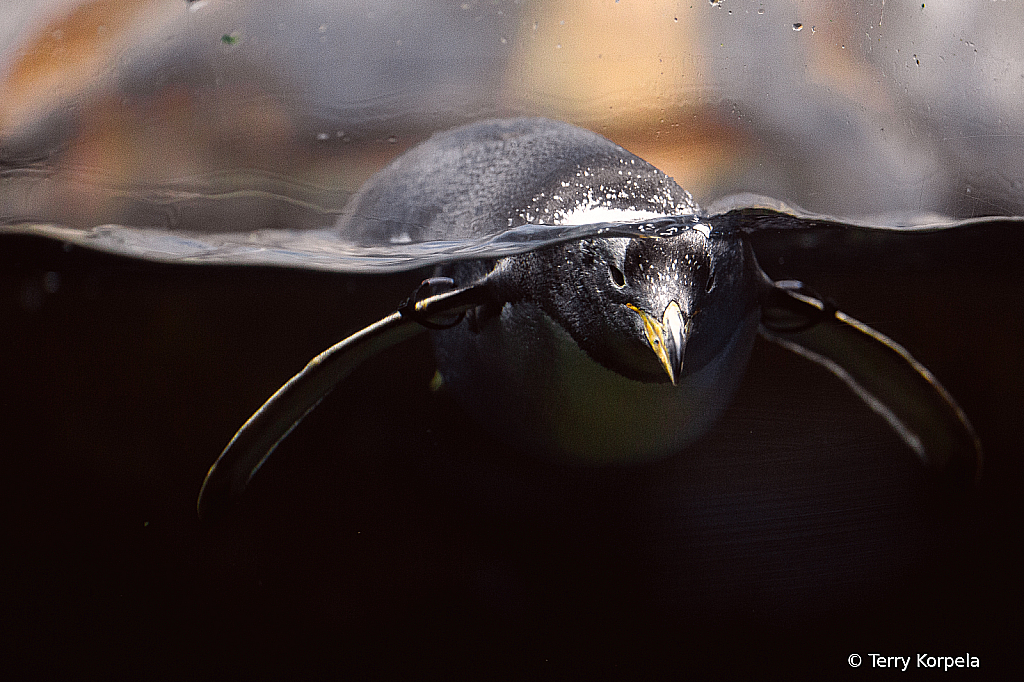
628, 300, 687, 385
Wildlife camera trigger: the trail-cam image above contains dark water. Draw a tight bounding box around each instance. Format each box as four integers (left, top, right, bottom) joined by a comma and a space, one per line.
2, 221, 1021, 677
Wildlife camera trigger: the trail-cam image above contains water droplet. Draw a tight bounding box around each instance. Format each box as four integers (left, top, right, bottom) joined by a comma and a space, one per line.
316, 132, 330, 141
757, 8, 765, 14
709, 0, 722, 7
792, 23, 803, 31
387, 136, 398, 144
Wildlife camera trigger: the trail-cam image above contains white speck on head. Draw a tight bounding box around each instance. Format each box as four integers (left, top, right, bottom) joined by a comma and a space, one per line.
555, 206, 667, 226
388, 231, 413, 244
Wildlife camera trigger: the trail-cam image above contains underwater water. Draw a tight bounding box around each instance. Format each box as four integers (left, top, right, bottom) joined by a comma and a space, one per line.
2, 214, 1021, 677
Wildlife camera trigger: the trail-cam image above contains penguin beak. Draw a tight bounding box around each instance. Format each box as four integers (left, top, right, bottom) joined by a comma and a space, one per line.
629, 301, 687, 385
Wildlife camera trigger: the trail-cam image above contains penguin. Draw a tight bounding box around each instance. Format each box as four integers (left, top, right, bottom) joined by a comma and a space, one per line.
196, 118, 981, 520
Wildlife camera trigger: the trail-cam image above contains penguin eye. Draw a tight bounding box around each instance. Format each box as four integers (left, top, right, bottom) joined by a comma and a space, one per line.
608, 263, 626, 288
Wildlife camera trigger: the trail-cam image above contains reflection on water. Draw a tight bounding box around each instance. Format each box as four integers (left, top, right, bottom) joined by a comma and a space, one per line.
5, 187, 1019, 272
0, 208, 709, 272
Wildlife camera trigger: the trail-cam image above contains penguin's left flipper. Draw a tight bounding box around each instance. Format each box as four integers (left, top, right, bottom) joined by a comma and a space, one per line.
196, 281, 493, 522
760, 282, 982, 488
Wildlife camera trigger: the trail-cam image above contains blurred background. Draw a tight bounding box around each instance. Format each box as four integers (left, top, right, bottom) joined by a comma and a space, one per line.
2, 0, 1023, 231
2, 1, 1022, 677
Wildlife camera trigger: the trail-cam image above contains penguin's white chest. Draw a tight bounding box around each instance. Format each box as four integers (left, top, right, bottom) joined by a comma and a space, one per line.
432, 301, 759, 464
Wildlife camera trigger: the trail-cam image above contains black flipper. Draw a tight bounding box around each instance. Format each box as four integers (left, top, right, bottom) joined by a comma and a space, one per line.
197, 280, 493, 521
760, 282, 982, 488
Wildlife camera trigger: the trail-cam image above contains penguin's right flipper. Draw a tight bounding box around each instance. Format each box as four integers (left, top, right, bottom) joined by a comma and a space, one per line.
196, 281, 492, 522
760, 281, 982, 489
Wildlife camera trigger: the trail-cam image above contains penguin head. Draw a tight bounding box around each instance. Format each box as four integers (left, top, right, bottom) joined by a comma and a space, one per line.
491, 227, 762, 385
